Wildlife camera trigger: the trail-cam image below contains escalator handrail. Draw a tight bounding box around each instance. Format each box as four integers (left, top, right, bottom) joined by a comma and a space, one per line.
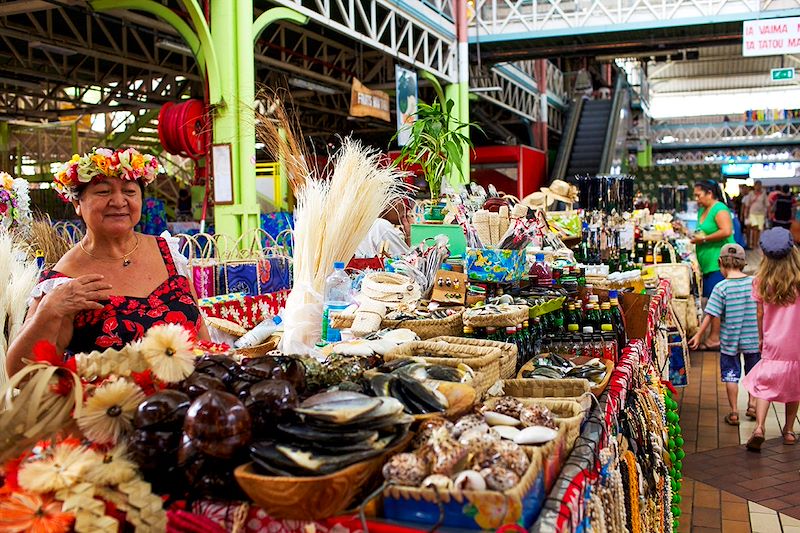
599, 69, 628, 173
551, 97, 584, 182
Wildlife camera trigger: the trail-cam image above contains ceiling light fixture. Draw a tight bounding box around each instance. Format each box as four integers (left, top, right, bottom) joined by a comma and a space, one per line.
29, 41, 77, 56
469, 86, 503, 93
155, 39, 193, 55
288, 77, 339, 95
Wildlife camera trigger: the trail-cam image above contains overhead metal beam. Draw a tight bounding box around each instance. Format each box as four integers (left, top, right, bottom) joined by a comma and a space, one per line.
0, 0, 56, 17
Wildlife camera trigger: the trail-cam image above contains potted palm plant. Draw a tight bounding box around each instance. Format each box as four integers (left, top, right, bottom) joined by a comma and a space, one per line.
394, 77, 474, 222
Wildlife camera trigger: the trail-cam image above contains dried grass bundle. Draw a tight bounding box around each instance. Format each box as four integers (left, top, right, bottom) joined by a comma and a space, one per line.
0, 231, 39, 389
13, 215, 74, 267
281, 139, 410, 355
254, 88, 309, 192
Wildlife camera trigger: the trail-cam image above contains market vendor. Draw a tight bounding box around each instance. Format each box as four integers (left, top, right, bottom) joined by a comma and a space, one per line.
6, 148, 210, 377
691, 179, 734, 350
354, 197, 412, 258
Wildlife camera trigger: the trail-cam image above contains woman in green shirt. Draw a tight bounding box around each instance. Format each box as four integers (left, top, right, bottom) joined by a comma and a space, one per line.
692, 180, 735, 349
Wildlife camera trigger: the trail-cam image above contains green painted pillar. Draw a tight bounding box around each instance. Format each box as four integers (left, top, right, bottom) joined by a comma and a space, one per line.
637, 141, 652, 169
210, 0, 242, 240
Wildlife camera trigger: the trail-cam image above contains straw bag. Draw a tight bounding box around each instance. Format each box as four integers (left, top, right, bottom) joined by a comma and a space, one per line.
215, 229, 292, 296
179, 232, 219, 299
492, 378, 591, 404
429, 336, 518, 379
385, 341, 501, 397
650, 241, 692, 298
671, 296, 699, 337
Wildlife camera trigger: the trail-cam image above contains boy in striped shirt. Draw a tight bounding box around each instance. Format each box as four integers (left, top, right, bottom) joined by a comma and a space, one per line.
689, 243, 760, 426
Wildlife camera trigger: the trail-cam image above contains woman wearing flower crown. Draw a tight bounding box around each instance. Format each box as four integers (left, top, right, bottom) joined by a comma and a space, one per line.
6, 148, 209, 376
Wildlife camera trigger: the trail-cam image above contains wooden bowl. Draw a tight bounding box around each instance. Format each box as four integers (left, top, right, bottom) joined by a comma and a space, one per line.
234, 434, 410, 520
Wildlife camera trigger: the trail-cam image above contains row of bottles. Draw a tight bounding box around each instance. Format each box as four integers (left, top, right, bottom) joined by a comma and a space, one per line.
464, 290, 627, 369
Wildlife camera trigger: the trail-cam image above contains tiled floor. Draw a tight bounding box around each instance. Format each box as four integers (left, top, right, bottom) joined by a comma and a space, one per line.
675, 350, 800, 532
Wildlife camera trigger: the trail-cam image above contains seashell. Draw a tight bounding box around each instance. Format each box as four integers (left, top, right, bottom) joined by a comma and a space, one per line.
513, 426, 558, 445
460, 430, 499, 455
519, 405, 557, 429
480, 466, 520, 491
414, 417, 455, 447
492, 425, 521, 441
495, 441, 530, 476
419, 427, 467, 476
452, 414, 485, 438
422, 474, 454, 490
453, 469, 487, 491
489, 397, 524, 419
483, 411, 521, 427
382, 453, 428, 486
470, 442, 503, 471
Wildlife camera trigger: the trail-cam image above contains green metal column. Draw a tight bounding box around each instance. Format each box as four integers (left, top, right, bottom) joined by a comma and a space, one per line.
210, 0, 242, 239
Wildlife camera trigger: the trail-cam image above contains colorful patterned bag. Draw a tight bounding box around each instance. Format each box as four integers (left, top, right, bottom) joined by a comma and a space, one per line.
465, 247, 526, 282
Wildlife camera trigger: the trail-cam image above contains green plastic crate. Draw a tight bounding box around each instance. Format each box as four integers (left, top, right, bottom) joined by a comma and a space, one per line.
410, 223, 467, 258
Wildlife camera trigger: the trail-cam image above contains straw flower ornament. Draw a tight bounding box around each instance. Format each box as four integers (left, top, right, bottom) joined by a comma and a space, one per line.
76, 379, 145, 445
0, 492, 74, 533
17, 442, 98, 493
52, 147, 159, 202
85, 445, 138, 486
136, 323, 195, 383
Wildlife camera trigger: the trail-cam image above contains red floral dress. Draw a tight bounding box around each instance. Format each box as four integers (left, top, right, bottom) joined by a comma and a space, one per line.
38, 237, 202, 355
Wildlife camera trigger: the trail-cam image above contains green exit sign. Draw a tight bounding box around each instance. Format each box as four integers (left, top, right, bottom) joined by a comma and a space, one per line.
772, 68, 795, 81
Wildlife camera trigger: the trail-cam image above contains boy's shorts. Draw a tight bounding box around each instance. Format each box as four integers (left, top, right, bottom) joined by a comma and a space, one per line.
720, 353, 760, 383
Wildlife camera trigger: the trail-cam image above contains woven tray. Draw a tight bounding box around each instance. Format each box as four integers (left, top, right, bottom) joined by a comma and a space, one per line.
495, 378, 591, 402
429, 336, 517, 379
384, 341, 501, 398
516, 357, 613, 398
330, 310, 463, 340
463, 305, 529, 328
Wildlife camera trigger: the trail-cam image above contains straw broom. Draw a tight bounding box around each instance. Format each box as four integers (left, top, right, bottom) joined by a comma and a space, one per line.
280, 139, 410, 355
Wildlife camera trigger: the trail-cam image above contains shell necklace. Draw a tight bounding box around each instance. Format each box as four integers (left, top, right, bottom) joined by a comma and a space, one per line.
80, 235, 140, 267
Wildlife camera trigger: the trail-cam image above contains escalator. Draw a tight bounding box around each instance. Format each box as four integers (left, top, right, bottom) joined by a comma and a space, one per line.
551, 73, 628, 182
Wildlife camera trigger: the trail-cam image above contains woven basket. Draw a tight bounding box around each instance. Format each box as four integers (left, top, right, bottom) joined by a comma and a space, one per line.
483, 396, 585, 456
429, 336, 517, 379
382, 443, 547, 529
329, 310, 463, 340
516, 358, 613, 398
385, 341, 501, 398
462, 305, 529, 328
496, 378, 590, 403
232, 336, 280, 358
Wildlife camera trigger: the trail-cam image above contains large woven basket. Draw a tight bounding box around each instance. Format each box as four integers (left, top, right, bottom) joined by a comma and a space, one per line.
330, 310, 463, 340
385, 341, 501, 398
429, 336, 517, 379
382, 416, 566, 529
462, 305, 529, 328
496, 378, 591, 403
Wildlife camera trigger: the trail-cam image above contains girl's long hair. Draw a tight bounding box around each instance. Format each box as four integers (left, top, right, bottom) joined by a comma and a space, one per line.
756, 246, 800, 306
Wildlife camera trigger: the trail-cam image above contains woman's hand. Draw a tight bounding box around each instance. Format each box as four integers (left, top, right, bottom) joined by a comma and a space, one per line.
38, 274, 113, 318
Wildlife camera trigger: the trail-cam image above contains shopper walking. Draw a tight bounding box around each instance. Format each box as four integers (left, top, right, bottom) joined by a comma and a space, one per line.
692, 180, 735, 349
742, 227, 800, 451
769, 185, 796, 230
688, 243, 759, 424
742, 181, 768, 249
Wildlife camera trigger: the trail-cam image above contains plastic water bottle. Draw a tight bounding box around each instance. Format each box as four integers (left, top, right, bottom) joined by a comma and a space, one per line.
322, 262, 352, 343
234, 316, 283, 349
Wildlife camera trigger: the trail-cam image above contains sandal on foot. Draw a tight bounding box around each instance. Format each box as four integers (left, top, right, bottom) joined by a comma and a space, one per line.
783, 431, 797, 445
746, 407, 757, 420
724, 412, 740, 426
747, 433, 765, 452
697, 343, 720, 351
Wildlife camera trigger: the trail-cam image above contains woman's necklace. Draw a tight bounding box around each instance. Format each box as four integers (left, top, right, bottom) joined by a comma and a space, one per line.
79, 235, 140, 267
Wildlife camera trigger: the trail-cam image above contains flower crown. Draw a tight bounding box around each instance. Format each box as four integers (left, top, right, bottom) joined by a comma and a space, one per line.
53, 147, 159, 202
